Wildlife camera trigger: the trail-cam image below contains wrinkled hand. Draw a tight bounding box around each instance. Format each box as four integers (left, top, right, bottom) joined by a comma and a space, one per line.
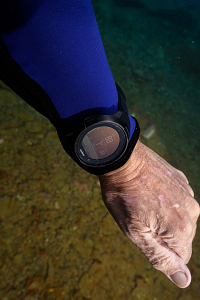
99, 140, 199, 288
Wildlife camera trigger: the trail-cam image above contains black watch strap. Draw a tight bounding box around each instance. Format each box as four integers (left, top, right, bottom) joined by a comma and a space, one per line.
72, 117, 140, 175
58, 84, 140, 175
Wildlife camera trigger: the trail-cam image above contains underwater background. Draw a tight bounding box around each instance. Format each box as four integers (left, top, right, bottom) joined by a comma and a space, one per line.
0, 0, 200, 299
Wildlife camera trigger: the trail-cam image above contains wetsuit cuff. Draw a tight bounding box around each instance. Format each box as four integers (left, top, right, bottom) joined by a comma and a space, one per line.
128, 113, 136, 142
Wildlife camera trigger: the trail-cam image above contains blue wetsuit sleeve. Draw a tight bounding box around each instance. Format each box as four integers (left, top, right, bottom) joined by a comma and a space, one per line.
0, 0, 136, 140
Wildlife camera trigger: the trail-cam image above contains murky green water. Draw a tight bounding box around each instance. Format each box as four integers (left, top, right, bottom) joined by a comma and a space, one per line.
0, 0, 200, 299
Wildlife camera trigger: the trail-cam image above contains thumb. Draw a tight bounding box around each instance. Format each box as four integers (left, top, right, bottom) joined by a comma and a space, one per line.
163, 253, 191, 288
129, 230, 191, 288
166, 266, 191, 289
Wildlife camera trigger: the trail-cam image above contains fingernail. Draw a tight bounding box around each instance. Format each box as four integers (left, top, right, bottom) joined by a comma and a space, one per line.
170, 271, 187, 288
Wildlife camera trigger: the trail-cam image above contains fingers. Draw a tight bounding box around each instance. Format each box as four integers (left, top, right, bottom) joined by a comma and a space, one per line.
155, 198, 198, 265
176, 169, 189, 184
185, 184, 194, 198
143, 144, 194, 197
172, 169, 194, 197
128, 229, 191, 288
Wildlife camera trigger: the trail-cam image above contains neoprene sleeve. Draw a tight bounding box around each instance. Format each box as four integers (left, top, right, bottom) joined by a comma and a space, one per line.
0, 0, 136, 136
0, 0, 138, 174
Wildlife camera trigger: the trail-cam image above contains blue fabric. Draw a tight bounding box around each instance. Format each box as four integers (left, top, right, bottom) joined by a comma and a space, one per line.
1, 0, 136, 139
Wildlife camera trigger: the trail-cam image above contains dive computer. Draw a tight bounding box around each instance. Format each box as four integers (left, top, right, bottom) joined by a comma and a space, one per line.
59, 83, 140, 175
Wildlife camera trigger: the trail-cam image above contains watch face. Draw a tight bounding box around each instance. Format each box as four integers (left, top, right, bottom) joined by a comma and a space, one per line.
75, 122, 127, 166
82, 126, 119, 159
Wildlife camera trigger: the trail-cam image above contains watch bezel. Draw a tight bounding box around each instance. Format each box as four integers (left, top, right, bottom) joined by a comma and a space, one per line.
74, 121, 128, 167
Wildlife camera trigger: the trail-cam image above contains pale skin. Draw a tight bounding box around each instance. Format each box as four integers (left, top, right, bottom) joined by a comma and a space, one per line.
99, 140, 200, 288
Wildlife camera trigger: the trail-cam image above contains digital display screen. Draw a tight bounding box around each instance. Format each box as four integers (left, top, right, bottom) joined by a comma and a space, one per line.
82, 126, 120, 160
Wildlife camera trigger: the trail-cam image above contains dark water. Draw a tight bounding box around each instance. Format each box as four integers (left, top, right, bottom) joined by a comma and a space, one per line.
93, 0, 200, 199
0, 0, 200, 299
